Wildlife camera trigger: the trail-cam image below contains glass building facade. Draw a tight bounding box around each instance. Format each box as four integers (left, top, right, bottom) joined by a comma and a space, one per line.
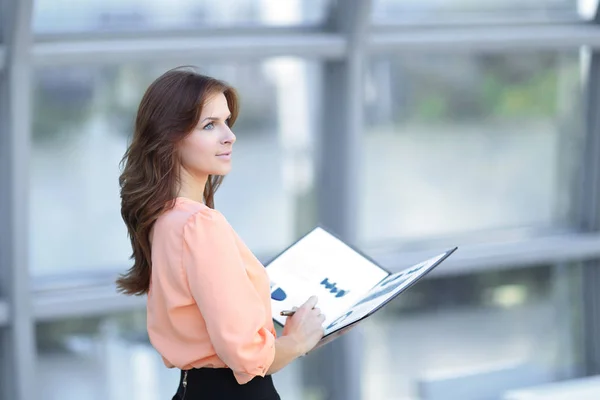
2, 1, 600, 399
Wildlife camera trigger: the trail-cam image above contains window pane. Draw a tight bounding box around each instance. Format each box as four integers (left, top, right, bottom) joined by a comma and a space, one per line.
372, 0, 580, 24
361, 50, 584, 245
33, 0, 330, 34
31, 60, 319, 276
36, 311, 308, 399
0, 8, 4, 44
362, 263, 582, 399
0, 299, 7, 325
0, 3, 5, 44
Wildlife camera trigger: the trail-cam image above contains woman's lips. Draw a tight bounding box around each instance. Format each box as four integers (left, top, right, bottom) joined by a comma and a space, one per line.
216, 151, 232, 160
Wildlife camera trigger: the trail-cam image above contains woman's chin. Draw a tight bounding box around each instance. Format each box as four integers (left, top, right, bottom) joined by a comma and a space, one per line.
214, 166, 232, 176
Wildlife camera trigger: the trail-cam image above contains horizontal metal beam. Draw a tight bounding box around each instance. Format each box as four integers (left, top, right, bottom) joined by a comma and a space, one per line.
370, 23, 600, 53
27, 22, 600, 65
32, 33, 346, 65
0, 301, 8, 326
34, 25, 322, 42
373, 15, 581, 29
33, 286, 146, 321
373, 232, 600, 276
31, 232, 600, 321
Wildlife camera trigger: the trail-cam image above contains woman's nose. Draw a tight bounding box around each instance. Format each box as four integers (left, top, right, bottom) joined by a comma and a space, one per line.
222, 126, 236, 145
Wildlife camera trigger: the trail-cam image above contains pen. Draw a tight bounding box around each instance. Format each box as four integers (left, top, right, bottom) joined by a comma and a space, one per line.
280, 310, 296, 317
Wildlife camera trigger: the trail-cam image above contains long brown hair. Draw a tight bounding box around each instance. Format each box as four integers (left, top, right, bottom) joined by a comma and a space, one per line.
116, 66, 239, 296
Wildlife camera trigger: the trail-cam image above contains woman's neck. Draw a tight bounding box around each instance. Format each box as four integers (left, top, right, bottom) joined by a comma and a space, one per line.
177, 167, 208, 204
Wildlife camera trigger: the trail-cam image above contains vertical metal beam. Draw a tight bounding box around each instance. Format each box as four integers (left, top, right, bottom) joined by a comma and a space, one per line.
0, 0, 7, 394
578, 53, 600, 370
0, 0, 5, 70
551, 263, 579, 380
581, 260, 600, 375
576, 6, 600, 375
0, 0, 35, 399
317, 0, 370, 242
306, 1, 372, 400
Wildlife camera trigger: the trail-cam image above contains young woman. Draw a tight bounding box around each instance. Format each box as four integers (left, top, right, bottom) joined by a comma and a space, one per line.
116, 66, 325, 399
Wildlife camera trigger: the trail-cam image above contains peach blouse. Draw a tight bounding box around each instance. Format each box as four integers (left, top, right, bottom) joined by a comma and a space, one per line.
147, 197, 276, 385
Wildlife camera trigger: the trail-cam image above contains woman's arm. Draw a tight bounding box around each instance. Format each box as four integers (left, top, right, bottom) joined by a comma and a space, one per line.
266, 335, 303, 375
267, 296, 326, 375
183, 209, 276, 384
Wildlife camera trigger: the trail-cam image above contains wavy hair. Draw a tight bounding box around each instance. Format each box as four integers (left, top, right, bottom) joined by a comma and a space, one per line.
116, 67, 239, 295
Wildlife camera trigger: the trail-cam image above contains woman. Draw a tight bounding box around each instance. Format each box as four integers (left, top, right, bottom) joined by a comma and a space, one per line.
115, 66, 325, 399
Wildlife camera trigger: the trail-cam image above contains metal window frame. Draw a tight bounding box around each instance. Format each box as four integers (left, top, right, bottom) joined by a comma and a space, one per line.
371, 15, 584, 29
374, 232, 600, 276
33, 286, 146, 322
575, 4, 600, 377
3, 2, 600, 400
33, 25, 325, 42
21, 23, 600, 66
0, 301, 8, 327
369, 23, 600, 53
32, 32, 346, 65
0, 0, 35, 399
28, 231, 600, 321
303, 1, 373, 400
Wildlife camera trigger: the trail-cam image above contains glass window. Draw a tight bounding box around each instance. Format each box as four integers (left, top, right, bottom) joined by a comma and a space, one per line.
360, 50, 584, 246
372, 0, 580, 24
36, 310, 308, 399
0, 4, 5, 44
31, 59, 320, 276
362, 263, 583, 399
0, 299, 7, 325
579, 0, 600, 20
32, 0, 331, 34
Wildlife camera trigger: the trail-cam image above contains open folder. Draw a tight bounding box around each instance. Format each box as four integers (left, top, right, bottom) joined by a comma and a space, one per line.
265, 227, 457, 345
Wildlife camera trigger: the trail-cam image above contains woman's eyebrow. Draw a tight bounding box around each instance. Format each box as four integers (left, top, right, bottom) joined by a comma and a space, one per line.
200, 114, 231, 123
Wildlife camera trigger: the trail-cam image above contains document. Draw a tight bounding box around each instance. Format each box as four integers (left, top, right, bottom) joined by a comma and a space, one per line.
265, 227, 457, 339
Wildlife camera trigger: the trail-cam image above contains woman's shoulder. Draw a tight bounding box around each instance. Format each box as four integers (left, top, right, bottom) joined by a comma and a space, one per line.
158, 197, 227, 231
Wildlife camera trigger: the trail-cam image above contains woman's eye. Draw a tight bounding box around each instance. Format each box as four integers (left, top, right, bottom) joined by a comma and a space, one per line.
203, 122, 215, 130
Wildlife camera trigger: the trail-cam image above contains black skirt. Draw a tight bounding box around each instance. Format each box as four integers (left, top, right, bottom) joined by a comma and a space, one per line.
172, 367, 281, 400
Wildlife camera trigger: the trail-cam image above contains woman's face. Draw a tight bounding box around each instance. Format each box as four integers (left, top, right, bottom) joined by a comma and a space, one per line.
178, 92, 236, 179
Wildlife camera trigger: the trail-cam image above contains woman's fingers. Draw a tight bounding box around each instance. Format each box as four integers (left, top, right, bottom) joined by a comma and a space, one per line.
301, 295, 318, 310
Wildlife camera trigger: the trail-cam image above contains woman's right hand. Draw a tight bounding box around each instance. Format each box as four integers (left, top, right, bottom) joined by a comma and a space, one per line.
282, 295, 326, 356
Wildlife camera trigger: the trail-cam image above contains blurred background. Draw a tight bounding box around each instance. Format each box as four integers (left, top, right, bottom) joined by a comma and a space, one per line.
2, 0, 600, 399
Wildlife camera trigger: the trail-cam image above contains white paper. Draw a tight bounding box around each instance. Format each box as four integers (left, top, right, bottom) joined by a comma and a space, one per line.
266, 227, 455, 338
322, 253, 446, 335
266, 227, 389, 328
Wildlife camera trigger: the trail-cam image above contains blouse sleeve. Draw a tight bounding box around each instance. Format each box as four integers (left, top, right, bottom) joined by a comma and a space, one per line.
182, 209, 275, 384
